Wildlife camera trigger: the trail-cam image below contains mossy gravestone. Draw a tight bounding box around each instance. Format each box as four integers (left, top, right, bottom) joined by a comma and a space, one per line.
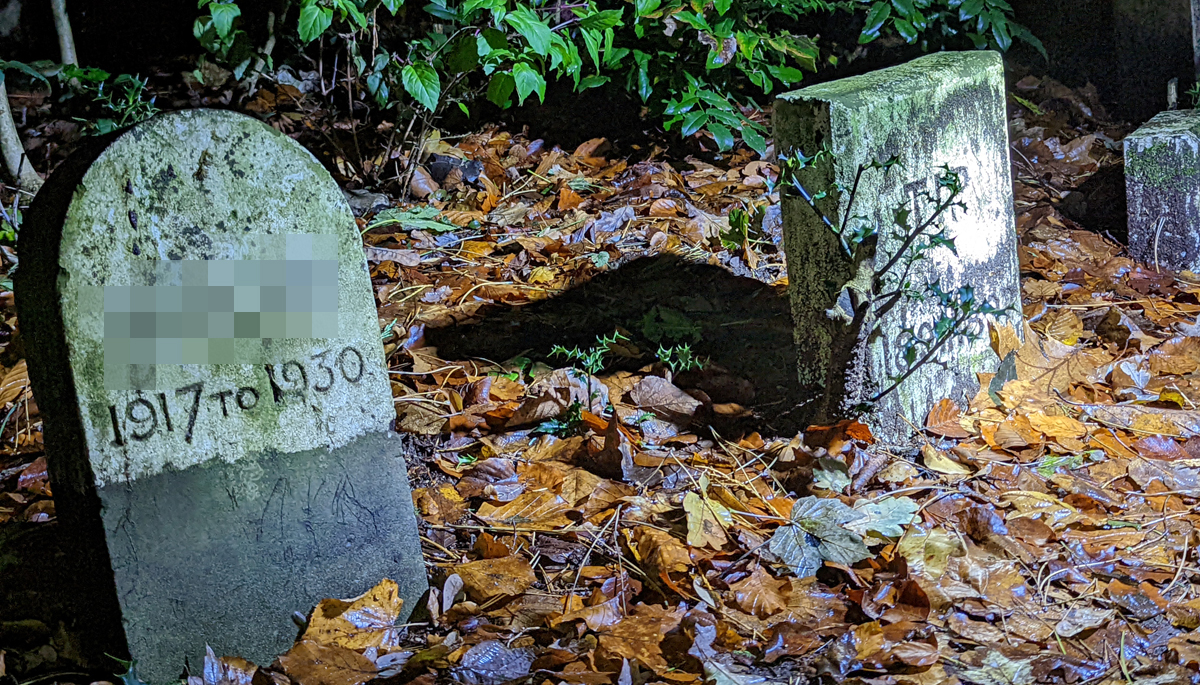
773, 51, 1021, 440
15, 109, 426, 681
1125, 109, 1200, 272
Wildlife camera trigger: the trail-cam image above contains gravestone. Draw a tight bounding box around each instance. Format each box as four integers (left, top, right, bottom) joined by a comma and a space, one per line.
1124, 109, 1200, 272
15, 109, 426, 681
773, 51, 1021, 441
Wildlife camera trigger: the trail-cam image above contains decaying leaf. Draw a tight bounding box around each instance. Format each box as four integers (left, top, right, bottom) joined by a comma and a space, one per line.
279, 640, 377, 685
768, 496, 870, 577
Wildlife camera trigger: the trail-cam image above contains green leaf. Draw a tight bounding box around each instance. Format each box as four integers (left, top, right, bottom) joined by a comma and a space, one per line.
579, 9, 623, 30
512, 62, 546, 104
487, 71, 516, 108
769, 496, 871, 577
369, 206, 459, 233
209, 2, 241, 38
708, 123, 734, 150
380, 0, 403, 13
681, 109, 707, 136
741, 126, 766, 156
578, 74, 608, 90
894, 18, 917, 42
298, 2, 333, 43
505, 6, 554, 56
402, 62, 441, 111
1, 60, 50, 86
581, 28, 603, 70
847, 496, 919, 538
714, 0, 732, 16
634, 0, 661, 17
859, 1, 891, 42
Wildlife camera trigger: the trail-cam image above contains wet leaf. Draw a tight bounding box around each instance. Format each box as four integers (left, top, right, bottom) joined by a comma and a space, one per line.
303, 578, 405, 650
279, 640, 377, 685
456, 556, 537, 601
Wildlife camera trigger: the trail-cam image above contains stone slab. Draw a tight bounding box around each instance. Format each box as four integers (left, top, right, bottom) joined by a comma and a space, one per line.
1124, 108, 1200, 272
15, 109, 426, 681
773, 51, 1021, 441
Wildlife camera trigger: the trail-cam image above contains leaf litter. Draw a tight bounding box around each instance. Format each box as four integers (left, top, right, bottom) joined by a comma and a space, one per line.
8, 77, 1200, 684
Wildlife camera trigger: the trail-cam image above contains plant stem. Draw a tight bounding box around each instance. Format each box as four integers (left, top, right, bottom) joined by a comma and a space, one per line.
0, 80, 40, 191
869, 311, 969, 402
51, 0, 78, 66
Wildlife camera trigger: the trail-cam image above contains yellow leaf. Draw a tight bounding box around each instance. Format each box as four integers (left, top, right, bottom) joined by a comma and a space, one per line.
921, 444, 972, 475
683, 491, 731, 549
302, 578, 405, 650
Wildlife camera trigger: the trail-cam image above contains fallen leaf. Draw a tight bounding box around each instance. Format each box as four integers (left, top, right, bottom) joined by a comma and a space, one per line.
727, 566, 788, 618
279, 640, 377, 685
303, 578, 405, 650
925, 399, 969, 438
456, 556, 537, 602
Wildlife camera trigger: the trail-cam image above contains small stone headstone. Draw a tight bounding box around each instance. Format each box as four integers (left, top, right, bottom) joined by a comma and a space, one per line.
1124, 109, 1200, 271
16, 109, 426, 681
773, 51, 1021, 440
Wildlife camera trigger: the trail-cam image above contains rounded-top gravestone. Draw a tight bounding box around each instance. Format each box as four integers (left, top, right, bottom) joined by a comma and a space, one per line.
15, 109, 426, 682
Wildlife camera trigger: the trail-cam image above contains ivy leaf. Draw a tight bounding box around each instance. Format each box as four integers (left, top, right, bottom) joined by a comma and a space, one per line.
298, 2, 334, 43
209, 2, 241, 38
768, 496, 871, 577
505, 6, 554, 56
402, 62, 441, 111
847, 496, 919, 538
512, 62, 546, 104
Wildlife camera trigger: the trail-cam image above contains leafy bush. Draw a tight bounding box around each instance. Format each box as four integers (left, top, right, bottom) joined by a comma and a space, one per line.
194, 0, 1038, 156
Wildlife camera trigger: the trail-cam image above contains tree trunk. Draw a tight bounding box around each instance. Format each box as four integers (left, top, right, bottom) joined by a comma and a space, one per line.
0, 79, 41, 191
51, 0, 78, 66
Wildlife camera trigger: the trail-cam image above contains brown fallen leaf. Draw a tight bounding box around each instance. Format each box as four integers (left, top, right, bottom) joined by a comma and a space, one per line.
629, 376, 701, 426
456, 555, 537, 602
633, 527, 691, 591
596, 603, 684, 672
279, 640, 377, 685
727, 565, 789, 618
303, 578, 405, 650
925, 398, 969, 439
202, 646, 258, 685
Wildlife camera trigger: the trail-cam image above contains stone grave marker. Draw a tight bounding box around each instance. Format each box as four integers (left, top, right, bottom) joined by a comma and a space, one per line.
1124, 109, 1200, 272
15, 109, 426, 681
772, 51, 1021, 440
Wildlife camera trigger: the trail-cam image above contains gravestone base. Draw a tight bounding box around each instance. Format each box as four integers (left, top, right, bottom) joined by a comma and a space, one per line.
773, 51, 1021, 441
99, 431, 425, 677
1125, 109, 1200, 272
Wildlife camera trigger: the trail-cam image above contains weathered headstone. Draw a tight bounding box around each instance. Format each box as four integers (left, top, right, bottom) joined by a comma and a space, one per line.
1124, 109, 1200, 271
15, 109, 426, 681
773, 51, 1021, 440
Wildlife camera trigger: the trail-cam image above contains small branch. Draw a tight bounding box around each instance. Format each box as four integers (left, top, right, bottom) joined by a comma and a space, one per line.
241, 9, 281, 97
873, 191, 959, 288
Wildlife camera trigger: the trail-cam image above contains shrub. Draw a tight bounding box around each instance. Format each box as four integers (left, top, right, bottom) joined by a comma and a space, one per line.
194, 0, 1038, 157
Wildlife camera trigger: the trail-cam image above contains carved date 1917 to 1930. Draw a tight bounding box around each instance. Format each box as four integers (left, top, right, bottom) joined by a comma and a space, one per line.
104, 346, 366, 446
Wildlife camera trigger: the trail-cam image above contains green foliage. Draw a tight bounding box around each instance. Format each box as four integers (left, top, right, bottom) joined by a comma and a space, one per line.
367, 206, 458, 232
60, 66, 160, 134
656, 343, 704, 374
551, 330, 627, 378
535, 400, 585, 436
778, 150, 1008, 411
192, 0, 1036, 155
641, 306, 700, 344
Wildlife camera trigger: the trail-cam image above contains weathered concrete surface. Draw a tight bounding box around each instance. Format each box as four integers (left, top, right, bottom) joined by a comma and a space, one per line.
15, 109, 426, 682
1125, 109, 1200, 272
773, 51, 1021, 441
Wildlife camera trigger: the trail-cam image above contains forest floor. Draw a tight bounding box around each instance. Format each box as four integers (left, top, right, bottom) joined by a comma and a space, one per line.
6, 73, 1200, 685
